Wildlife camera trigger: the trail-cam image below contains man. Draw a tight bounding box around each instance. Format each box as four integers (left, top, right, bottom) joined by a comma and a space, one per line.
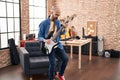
38, 5, 68, 80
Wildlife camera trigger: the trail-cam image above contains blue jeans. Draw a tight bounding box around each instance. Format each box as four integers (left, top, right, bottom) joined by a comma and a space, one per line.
48, 47, 68, 80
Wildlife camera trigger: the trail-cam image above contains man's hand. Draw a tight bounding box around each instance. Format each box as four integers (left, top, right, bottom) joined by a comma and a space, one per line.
62, 22, 68, 28
44, 39, 51, 44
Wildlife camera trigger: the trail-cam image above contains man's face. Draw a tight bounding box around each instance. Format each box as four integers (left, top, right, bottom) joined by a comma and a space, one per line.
52, 10, 60, 20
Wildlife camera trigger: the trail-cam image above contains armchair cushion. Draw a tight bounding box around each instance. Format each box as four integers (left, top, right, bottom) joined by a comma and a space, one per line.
29, 51, 46, 57
30, 56, 49, 69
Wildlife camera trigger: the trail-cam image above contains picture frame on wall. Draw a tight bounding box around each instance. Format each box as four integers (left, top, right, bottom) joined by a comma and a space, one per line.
87, 21, 97, 36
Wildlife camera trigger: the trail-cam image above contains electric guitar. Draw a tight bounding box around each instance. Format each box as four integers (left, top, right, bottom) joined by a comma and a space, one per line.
45, 14, 76, 54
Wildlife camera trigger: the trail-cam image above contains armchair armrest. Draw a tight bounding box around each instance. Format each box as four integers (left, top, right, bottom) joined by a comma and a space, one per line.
17, 47, 30, 74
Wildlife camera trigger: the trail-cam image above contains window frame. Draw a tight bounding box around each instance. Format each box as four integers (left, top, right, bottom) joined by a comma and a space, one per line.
0, 0, 20, 50
29, 0, 47, 38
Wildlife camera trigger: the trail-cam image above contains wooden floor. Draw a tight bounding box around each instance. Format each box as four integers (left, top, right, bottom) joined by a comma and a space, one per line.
0, 54, 120, 80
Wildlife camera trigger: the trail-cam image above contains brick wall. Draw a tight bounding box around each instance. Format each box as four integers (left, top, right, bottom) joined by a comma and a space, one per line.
20, 0, 29, 39
56, 0, 120, 50
0, 49, 11, 68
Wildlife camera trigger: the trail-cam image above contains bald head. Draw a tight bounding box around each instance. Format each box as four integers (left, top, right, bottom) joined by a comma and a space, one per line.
51, 6, 60, 14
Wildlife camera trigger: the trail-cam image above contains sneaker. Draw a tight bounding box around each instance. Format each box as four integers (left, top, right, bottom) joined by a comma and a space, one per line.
55, 73, 65, 80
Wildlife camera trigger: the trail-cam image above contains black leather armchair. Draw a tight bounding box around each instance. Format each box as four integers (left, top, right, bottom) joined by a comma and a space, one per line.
17, 41, 50, 79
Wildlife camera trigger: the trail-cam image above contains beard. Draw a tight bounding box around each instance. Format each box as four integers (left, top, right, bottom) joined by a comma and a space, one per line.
50, 15, 58, 21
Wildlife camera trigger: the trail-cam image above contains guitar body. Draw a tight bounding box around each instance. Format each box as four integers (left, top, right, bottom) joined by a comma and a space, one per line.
45, 39, 57, 54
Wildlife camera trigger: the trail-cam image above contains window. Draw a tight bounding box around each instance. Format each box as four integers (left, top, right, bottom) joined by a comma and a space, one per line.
0, 0, 20, 49
29, 0, 46, 38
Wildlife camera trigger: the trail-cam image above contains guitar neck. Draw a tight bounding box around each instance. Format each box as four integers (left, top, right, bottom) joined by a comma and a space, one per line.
52, 27, 64, 41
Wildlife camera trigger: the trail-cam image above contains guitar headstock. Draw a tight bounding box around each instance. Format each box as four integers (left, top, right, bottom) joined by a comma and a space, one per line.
60, 14, 76, 24
70, 14, 77, 21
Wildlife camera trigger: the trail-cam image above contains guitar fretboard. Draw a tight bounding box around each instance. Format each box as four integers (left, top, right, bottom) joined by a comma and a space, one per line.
51, 27, 64, 42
